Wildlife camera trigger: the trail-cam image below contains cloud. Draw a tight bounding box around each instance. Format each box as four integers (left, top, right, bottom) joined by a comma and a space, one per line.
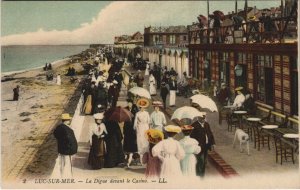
1, 1, 280, 45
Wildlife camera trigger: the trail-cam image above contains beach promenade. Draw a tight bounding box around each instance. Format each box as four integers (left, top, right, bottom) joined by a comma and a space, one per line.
1, 61, 299, 189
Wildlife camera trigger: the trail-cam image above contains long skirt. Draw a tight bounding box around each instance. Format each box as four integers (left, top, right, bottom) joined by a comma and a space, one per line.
83, 95, 92, 114
149, 83, 156, 95
145, 68, 149, 76
169, 90, 176, 106
136, 124, 149, 155
88, 135, 106, 169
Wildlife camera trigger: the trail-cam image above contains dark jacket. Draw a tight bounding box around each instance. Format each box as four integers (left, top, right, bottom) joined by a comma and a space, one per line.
53, 123, 78, 155
169, 80, 178, 91
160, 86, 169, 99
190, 121, 215, 154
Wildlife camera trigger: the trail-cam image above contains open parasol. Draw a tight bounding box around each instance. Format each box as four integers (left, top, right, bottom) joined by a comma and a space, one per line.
213, 10, 225, 21
129, 87, 151, 99
171, 106, 206, 121
197, 14, 208, 26
190, 94, 218, 112
104, 106, 133, 122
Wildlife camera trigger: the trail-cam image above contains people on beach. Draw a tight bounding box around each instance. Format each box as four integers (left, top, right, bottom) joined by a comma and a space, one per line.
13, 85, 20, 101
142, 129, 164, 178
53, 113, 78, 178
56, 74, 61, 85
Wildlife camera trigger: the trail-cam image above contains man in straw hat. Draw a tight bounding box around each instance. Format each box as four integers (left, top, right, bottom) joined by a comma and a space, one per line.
142, 129, 164, 178
150, 101, 166, 132
190, 115, 215, 177
180, 125, 201, 177
152, 125, 185, 177
53, 113, 78, 178
134, 98, 151, 163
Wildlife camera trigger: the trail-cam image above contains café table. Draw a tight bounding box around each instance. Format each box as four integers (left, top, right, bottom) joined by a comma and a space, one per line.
283, 133, 299, 154
246, 117, 261, 140
234, 110, 247, 129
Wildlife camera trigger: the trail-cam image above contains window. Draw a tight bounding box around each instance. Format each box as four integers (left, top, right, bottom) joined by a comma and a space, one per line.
219, 52, 229, 84
183, 35, 187, 41
169, 35, 176, 44
237, 53, 247, 64
153, 35, 159, 44
256, 55, 274, 105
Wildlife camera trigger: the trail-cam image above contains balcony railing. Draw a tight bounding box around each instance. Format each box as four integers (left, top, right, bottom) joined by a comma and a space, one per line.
188, 16, 297, 45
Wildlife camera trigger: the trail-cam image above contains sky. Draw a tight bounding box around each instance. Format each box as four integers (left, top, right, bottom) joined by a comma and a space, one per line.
1, 1, 281, 45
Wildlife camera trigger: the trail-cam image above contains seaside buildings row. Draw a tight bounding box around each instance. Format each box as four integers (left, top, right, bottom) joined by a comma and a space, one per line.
111, 0, 298, 116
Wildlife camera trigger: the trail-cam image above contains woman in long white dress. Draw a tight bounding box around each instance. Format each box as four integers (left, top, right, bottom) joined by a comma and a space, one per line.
179, 125, 201, 177
145, 63, 150, 76
134, 98, 151, 160
149, 73, 156, 96
152, 125, 185, 178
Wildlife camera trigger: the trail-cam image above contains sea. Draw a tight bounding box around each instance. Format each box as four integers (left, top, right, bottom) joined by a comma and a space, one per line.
1, 45, 90, 75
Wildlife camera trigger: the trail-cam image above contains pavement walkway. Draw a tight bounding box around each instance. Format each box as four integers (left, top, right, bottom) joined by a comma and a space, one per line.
126, 66, 299, 177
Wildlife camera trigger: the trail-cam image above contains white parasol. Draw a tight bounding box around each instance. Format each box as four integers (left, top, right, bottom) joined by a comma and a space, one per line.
171, 106, 206, 120
190, 94, 218, 112
129, 87, 151, 99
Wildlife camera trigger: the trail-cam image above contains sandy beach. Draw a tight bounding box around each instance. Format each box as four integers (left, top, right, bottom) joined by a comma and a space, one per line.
1, 58, 85, 181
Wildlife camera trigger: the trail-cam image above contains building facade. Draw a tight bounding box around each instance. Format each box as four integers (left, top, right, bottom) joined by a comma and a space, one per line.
144, 25, 188, 47
188, 3, 298, 115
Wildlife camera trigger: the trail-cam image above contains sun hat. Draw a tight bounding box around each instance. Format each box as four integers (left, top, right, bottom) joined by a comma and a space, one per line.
61, 113, 72, 120
181, 125, 194, 131
136, 98, 150, 108
145, 129, 164, 144
235, 86, 243, 91
164, 125, 182, 133
152, 101, 163, 107
93, 113, 104, 120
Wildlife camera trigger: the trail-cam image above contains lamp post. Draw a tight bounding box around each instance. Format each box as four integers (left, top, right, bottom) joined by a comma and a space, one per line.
234, 64, 243, 87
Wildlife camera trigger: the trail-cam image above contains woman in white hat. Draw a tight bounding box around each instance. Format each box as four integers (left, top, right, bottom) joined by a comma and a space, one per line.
152, 125, 185, 178
134, 98, 151, 162
88, 113, 107, 169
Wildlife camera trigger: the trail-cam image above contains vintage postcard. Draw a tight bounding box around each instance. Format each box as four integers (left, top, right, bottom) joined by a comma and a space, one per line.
1, 0, 299, 189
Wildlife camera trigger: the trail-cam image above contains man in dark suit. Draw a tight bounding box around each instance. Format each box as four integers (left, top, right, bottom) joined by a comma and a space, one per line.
190, 115, 216, 177
53, 114, 78, 178
160, 82, 169, 109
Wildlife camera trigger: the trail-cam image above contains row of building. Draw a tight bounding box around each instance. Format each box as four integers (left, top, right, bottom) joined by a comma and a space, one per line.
113, 0, 298, 116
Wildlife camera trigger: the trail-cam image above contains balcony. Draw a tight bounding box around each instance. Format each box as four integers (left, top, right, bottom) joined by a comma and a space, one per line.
188, 16, 297, 45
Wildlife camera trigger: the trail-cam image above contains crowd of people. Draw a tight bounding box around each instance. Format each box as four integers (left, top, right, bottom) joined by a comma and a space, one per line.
53, 50, 217, 180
